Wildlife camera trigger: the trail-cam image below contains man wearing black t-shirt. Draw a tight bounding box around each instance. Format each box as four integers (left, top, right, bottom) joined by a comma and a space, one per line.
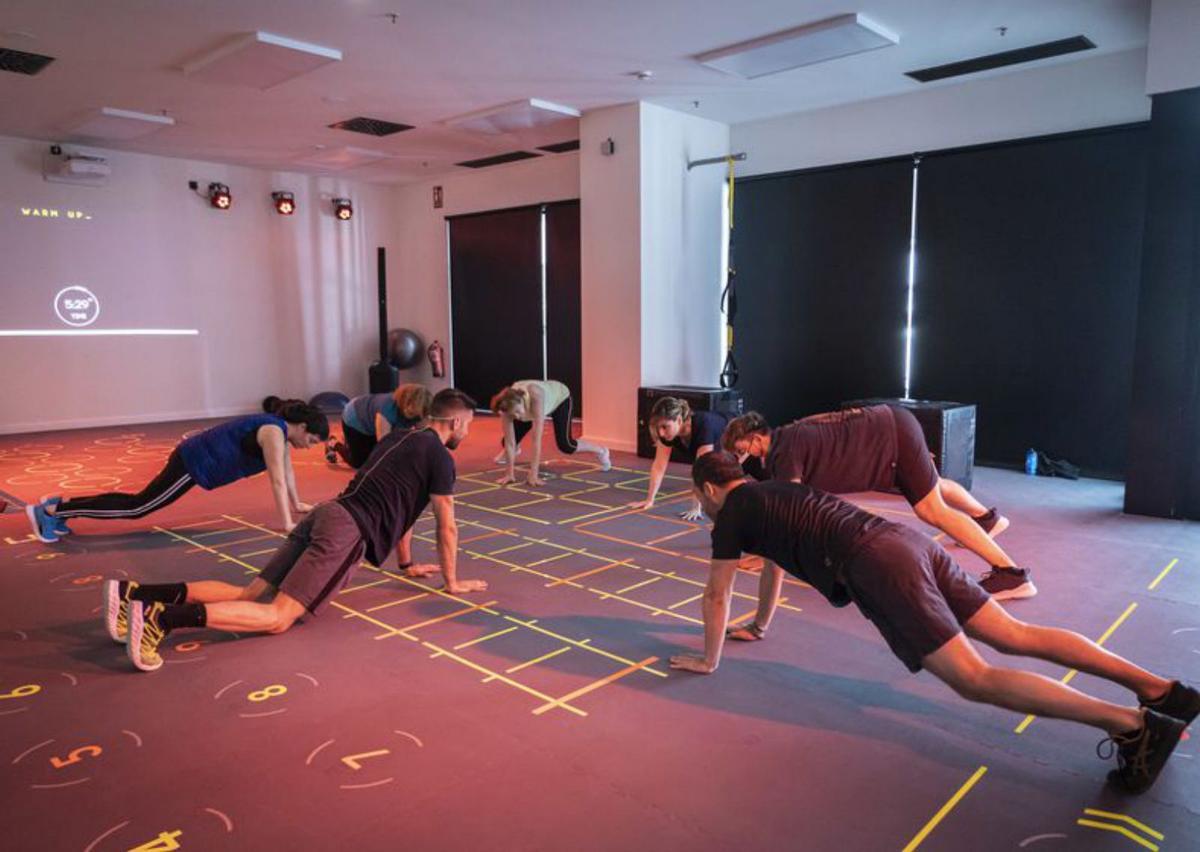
109, 389, 489, 672
670, 452, 1198, 794
723, 408, 1032, 600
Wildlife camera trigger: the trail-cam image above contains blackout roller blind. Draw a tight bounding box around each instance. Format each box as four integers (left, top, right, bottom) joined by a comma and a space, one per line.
544, 200, 583, 414
732, 159, 915, 422
448, 206, 544, 408
914, 126, 1148, 477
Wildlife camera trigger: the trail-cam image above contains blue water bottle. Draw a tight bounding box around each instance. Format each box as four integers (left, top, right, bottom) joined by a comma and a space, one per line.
1025, 449, 1038, 476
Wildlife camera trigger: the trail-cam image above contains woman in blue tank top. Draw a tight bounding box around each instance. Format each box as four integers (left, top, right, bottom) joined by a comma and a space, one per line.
26, 399, 329, 543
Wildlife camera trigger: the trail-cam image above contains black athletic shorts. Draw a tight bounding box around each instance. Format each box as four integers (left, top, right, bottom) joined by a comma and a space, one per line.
260, 502, 365, 614
841, 525, 990, 672
890, 407, 940, 505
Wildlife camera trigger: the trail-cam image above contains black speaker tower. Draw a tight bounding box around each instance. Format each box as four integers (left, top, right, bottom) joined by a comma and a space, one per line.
368, 246, 399, 393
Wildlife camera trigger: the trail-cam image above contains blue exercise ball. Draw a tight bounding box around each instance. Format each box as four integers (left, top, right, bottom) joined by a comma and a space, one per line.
309, 391, 350, 413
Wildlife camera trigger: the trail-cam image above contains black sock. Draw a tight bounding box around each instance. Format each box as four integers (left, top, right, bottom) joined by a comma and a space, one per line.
159, 603, 207, 630
131, 582, 188, 605
974, 508, 995, 523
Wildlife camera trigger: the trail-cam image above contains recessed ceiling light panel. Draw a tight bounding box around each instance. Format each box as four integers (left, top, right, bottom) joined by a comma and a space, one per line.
696, 13, 897, 79
182, 31, 342, 89
443, 98, 580, 136
69, 107, 175, 140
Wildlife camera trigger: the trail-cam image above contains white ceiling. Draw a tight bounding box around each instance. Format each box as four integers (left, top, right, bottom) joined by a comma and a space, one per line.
0, 0, 1149, 183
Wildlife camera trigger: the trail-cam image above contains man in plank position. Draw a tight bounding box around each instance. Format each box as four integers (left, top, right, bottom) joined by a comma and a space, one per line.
671, 452, 1198, 793
723, 407, 1032, 599
104, 389, 489, 671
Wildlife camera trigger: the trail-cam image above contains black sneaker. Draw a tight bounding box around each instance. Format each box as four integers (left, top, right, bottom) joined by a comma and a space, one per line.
979, 566, 1037, 600
1102, 710, 1186, 794
972, 507, 1009, 537
1142, 680, 1200, 727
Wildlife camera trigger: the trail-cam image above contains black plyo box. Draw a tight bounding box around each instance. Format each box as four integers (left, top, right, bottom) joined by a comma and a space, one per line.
841, 398, 976, 490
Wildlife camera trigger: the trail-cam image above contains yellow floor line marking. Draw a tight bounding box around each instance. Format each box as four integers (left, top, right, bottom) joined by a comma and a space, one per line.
184, 532, 275, 552
238, 547, 279, 558
901, 765, 988, 852
646, 527, 701, 546
1015, 602, 1138, 734
189, 527, 244, 539
533, 656, 659, 715
454, 500, 551, 525
458, 529, 513, 546
503, 645, 570, 674
365, 591, 429, 613
589, 587, 696, 623
501, 616, 667, 677
419, 640, 585, 717
155, 527, 259, 571
544, 559, 631, 588
1081, 809, 1163, 840
453, 626, 518, 650
330, 600, 413, 638
668, 593, 703, 610
527, 550, 575, 567
1147, 558, 1179, 591
339, 578, 392, 595
1075, 820, 1159, 851
612, 576, 662, 596
380, 600, 499, 639
487, 541, 536, 557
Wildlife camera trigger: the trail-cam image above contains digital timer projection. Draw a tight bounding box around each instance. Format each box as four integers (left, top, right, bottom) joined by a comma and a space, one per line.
0, 202, 198, 337
54, 286, 101, 327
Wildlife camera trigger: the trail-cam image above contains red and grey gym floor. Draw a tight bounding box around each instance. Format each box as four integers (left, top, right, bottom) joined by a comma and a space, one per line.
0, 418, 1195, 851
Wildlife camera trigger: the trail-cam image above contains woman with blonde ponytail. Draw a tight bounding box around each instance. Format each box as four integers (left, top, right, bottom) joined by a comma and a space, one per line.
491, 379, 610, 486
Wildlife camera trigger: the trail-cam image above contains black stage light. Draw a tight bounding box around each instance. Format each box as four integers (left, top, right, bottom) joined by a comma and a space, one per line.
333, 197, 353, 221
272, 191, 296, 215
208, 182, 232, 210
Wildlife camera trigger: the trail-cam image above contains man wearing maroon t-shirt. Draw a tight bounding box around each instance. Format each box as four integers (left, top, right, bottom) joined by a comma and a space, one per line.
723, 406, 1032, 599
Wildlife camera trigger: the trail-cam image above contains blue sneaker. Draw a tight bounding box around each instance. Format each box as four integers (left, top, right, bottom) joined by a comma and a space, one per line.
40, 496, 71, 536
25, 500, 60, 543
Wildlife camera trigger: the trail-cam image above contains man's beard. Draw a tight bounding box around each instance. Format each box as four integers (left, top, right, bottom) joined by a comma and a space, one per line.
445, 435, 462, 450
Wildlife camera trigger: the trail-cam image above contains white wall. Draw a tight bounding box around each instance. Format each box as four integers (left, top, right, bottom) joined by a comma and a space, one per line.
639, 103, 730, 389
387, 154, 580, 390
733, 48, 1151, 177
579, 104, 643, 450
0, 135, 398, 434
1146, 0, 1200, 94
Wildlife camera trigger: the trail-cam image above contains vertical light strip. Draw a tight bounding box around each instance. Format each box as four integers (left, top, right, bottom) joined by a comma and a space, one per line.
719, 182, 731, 370
444, 219, 456, 389
539, 206, 549, 380
903, 156, 921, 400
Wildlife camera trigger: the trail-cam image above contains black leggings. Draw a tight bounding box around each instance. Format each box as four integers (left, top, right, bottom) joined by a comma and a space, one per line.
55, 448, 196, 520
335, 419, 377, 469
509, 398, 578, 454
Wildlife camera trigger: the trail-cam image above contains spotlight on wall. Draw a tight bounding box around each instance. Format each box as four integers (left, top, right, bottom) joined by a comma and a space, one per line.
333, 197, 353, 221
272, 191, 296, 215
208, 182, 232, 210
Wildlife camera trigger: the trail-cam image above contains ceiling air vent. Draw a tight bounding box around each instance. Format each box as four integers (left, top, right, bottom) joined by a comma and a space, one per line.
538, 139, 580, 153
456, 151, 541, 169
328, 116, 414, 137
0, 47, 55, 76
906, 36, 1095, 83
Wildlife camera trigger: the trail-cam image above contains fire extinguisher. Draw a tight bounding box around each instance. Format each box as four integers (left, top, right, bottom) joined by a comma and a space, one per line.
427, 340, 445, 378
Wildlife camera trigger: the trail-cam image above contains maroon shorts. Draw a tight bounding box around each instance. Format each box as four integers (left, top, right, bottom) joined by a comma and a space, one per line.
260, 502, 365, 614
842, 525, 990, 672
889, 407, 940, 505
